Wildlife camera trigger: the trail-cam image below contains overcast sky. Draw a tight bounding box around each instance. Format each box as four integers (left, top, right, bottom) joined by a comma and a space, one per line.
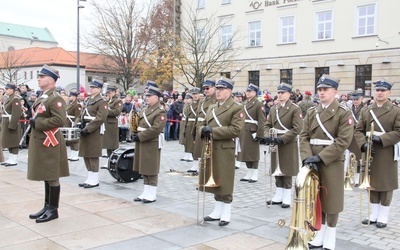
0, 0, 93, 51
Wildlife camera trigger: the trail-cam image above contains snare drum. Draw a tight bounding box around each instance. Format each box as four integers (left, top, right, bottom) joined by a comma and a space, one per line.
107, 147, 141, 183
60, 128, 80, 142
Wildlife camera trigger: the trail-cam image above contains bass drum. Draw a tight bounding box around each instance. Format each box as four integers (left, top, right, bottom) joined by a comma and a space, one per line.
108, 147, 141, 183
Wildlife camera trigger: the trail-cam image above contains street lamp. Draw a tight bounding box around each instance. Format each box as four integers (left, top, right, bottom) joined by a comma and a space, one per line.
77, 0, 86, 92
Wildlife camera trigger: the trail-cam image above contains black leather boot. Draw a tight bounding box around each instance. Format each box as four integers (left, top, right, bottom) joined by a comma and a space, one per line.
29, 182, 49, 219
36, 185, 60, 223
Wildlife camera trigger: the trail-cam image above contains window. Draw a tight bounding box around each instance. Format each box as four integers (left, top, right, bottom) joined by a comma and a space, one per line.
30, 71, 33, 79
248, 71, 260, 87
103, 76, 108, 83
24, 71, 27, 80
88, 76, 93, 82
248, 21, 261, 47
196, 28, 206, 51
315, 67, 329, 93
197, 0, 205, 9
221, 0, 231, 4
220, 72, 231, 79
355, 65, 372, 96
220, 25, 232, 49
316, 10, 333, 40
356, 4, 376, 36
280, 69, 292, 85
280, 16, 295, 44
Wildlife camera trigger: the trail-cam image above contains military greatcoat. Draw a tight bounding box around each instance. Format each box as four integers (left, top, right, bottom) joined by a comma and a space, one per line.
184, 101, 198, 153
179, 104, 188, 145
1, 93, 22, 148
347, 104, 367, 160
27, 88, 69, 181
102, 95, 122, 150
192, 94, 217, 160
237, 96, 265, 162
66, 100, 82, 127
199, 97, 244, 195
355, 100, 400, 191
265, 100, 302, 176
300, 100, 353, 214
78, 94, 108, 158
133, 102, 166, 175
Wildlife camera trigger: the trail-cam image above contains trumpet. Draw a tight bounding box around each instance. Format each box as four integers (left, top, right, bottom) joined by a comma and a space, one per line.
344, 152, 357, 191
359, 122, 374, 227
197, 134, 219, 226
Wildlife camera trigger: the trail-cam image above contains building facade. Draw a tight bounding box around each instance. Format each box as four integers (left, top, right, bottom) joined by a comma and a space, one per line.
180, 0, 400, 97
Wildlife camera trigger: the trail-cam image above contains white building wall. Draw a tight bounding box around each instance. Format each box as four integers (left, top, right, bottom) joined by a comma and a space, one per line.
180, 0, 400, 97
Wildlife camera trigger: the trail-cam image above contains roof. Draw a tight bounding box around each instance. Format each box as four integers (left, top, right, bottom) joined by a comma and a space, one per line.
0, 22, 57, 44
0, 47, 118, 73
0, 47, 77, 67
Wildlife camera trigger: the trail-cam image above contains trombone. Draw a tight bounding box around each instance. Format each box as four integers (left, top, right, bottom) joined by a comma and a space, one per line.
197, 133, 219, 226
269, 128, 285, 177
359, 122, 374, 227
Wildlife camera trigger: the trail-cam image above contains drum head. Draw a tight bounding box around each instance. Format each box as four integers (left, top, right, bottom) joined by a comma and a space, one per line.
114, 147, 141, 183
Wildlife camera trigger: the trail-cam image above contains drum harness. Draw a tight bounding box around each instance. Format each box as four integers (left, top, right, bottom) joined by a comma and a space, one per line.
82, 97, 106, 134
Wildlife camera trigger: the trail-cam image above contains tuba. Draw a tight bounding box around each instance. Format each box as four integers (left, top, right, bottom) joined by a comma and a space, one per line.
269, 128, 285, 176
197, 134, 219, 226
285, 165, 321, 250
359, 122, 374, 226
128, 108, 140, 132
344, 152, 357, 191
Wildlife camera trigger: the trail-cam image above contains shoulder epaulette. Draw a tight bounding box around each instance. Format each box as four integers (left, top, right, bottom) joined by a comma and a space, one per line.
53, 91, 60, 97
339, 104, 349, 111
308, 106, 317, 111
292, 103, 299, 107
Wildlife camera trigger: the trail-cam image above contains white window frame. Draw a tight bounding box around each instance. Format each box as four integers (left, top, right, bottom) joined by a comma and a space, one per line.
197, 0, 205, 9
315, 10, 333, 40
248, 21, 262, 47
355, 3, 377, 36
280, 15, 295, 44
220, 25, 233, 49
221, 0, 231, 4
196, 28, 206, 51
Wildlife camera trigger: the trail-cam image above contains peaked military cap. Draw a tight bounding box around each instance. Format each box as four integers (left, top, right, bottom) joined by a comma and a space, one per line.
145, 86, 162, 97
317, 74, 340, 89
277, 82, 293, 93
203, 79, 216, 87
216, 77, 234, 90
247, 83, 259, 92
190, 87, 201, 94
38, 64, 60, 82
90, 80, 103, 88
145, 80, 158, 88
374, 79, 392, 90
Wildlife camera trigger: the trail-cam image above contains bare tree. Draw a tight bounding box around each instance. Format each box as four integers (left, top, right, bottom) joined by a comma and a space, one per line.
83, 0, 152, 91
174, 5, 244, 88
0, 49, 30, 85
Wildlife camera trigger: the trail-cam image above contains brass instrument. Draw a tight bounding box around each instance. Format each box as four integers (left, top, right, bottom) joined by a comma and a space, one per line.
269, 128, 285, 177
264, 146, 272, 208
128, 108, 140, 132
197, 134, 219, 226
286, 165, 321, 250
359, 122, 374, 227
344, 152, 357, 191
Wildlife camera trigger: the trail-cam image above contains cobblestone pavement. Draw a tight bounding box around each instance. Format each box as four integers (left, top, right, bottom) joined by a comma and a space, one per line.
1, 140, 399, 249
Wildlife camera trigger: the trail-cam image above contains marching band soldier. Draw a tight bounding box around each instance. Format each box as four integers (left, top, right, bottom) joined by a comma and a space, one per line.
78, 80, 108, 188
179, 93, 192, 160
300, 74, 353, 250
355, 80, 400, 229
189, 80, 217, 173
184, 88, 200, 164
66, 91, 81, 161
200, 77, 244, 226
347, 89, 366, 186
264, 83, 302, 208
133, 86, 166, 203
27, 65, 69, 223
238, 83, 265, 183
1, 83, 22, 166
102, 86, 123, 158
